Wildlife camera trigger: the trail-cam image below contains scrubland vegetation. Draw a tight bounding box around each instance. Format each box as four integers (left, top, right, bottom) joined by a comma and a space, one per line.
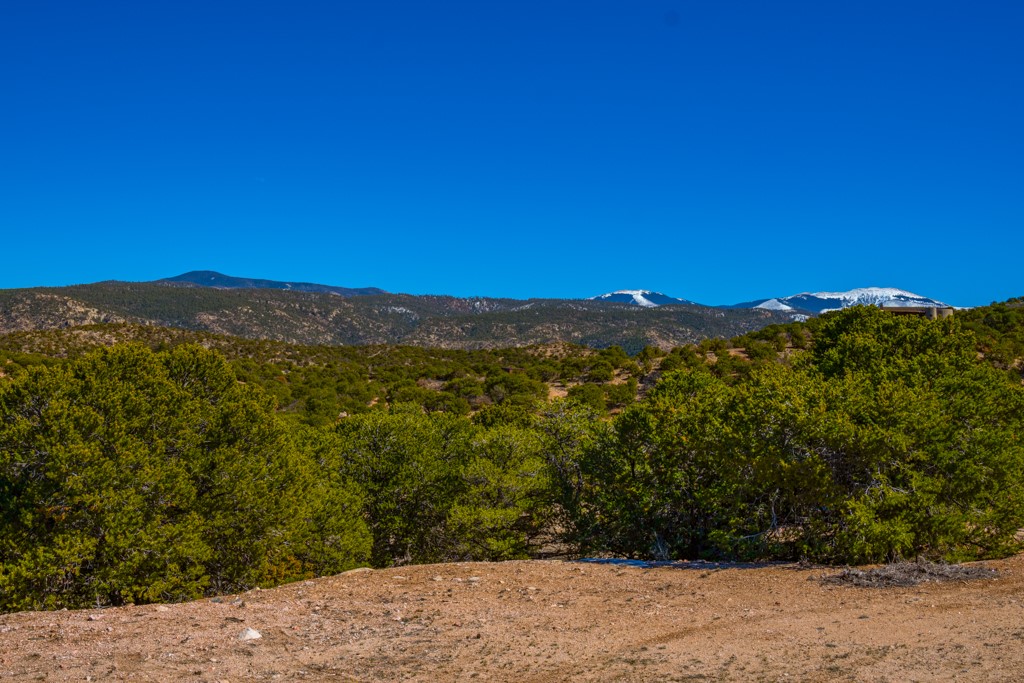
2, 302, 1023, 611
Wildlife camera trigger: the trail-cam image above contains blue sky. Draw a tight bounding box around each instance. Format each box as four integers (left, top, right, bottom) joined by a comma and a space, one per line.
2, 1, 1021, 306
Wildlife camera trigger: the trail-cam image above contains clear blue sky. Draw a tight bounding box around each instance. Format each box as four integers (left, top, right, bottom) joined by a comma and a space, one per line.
2, 1, 1021, 306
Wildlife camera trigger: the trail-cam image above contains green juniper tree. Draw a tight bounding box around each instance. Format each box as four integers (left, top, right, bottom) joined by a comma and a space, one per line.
0, 344, 370, 611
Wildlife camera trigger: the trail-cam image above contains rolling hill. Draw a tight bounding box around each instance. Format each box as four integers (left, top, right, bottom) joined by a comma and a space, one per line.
0, 280, 791, 351
158, 270, 386, 297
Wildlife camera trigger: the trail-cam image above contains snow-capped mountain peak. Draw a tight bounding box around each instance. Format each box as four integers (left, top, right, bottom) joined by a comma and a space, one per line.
784, 288, 947, 313
728, 287, 949, 316
591, 286, 950, 316
589, 290, 697, 307
797, 287, 931, 305
754, 298, 795, 312
592, 290, 659, 307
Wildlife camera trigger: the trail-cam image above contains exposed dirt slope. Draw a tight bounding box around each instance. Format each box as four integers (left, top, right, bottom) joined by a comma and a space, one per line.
2, 555, 1022, 682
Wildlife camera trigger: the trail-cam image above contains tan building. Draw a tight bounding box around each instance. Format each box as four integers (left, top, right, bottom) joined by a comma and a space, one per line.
880, 302, 955, 320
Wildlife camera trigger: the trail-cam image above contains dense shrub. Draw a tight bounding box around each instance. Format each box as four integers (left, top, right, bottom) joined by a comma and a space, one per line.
4, 303, 1024, 612
0, 345, 370, 611
548, 307, 1024, 563
333, 406, 553, 566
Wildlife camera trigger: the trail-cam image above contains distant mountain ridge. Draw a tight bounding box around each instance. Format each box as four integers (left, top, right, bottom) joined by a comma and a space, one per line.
159, 271, 386, 297
594, 286, 950, 315
0, 280, 789, 351
724, 288, 950, 314
588, 290, 699, 307
0, 274, 957, 352
159, 275, 948, 315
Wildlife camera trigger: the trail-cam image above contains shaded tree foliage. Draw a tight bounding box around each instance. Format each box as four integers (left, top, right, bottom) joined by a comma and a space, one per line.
0, 345, 370, 611
548, 308, 1024, 563
4, 303, 1024, 613
333, 406, 553, 566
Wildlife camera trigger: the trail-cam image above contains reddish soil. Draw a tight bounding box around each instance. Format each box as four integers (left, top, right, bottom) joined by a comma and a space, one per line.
2, 554, 1023, 682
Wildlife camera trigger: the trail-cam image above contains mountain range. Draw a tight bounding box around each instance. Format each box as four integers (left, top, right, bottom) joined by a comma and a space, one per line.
0, 273, 952, 351
722, 288, 950, 314
160, 274, 951, 313
158, 270, 386, 297
588, 290, 698, 308
591, 287, 948, 314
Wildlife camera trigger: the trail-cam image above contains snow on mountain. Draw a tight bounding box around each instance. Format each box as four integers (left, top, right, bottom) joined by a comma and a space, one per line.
590, 287, 948, 315
780, 288, 948, 314
754, 298, 795, 312
800, 287, 937, 306
589, 290, 697, 307
592, 290, 658, 307
728, 287, 949, 315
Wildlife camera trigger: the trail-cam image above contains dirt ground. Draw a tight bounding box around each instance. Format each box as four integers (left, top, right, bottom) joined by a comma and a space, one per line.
2, 554, 1023, 682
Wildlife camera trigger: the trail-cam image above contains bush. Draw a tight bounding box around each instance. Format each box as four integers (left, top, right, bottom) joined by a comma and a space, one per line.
0, 344, 370, 611
567, 383, 606, 411
334, 406, 554, 565
551, 308, 1024, 564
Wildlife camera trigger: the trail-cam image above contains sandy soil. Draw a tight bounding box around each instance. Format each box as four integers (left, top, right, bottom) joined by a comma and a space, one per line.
2, 554, 1023, 682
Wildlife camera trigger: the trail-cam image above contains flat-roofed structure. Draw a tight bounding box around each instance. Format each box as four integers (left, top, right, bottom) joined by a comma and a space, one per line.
880, 301, 955, 320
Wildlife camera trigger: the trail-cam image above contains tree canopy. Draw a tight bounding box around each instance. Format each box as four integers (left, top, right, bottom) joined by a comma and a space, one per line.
3, 304, 1024, 612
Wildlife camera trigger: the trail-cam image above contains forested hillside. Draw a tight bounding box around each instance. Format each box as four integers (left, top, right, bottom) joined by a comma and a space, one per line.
0, 325, 651, 425
957, 296, 1024, 372
0, 281, 790, 350
2, 303, 1023, 612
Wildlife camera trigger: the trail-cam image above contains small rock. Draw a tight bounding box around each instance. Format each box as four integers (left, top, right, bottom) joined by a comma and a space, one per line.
468, 576, 481, 583
87, 615, 101, 621
340, 567, 373, 576
238, 627, 262, 641
432, 575, 444, 582
154, 605, 170, 612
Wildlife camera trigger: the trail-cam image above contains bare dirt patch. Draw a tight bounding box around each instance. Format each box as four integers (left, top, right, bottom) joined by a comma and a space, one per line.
2, 555, 1022, 681
547, 383, 568, 399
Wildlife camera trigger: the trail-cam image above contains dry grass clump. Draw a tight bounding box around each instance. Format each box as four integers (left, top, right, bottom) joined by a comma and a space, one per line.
822, 559, 998, 588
